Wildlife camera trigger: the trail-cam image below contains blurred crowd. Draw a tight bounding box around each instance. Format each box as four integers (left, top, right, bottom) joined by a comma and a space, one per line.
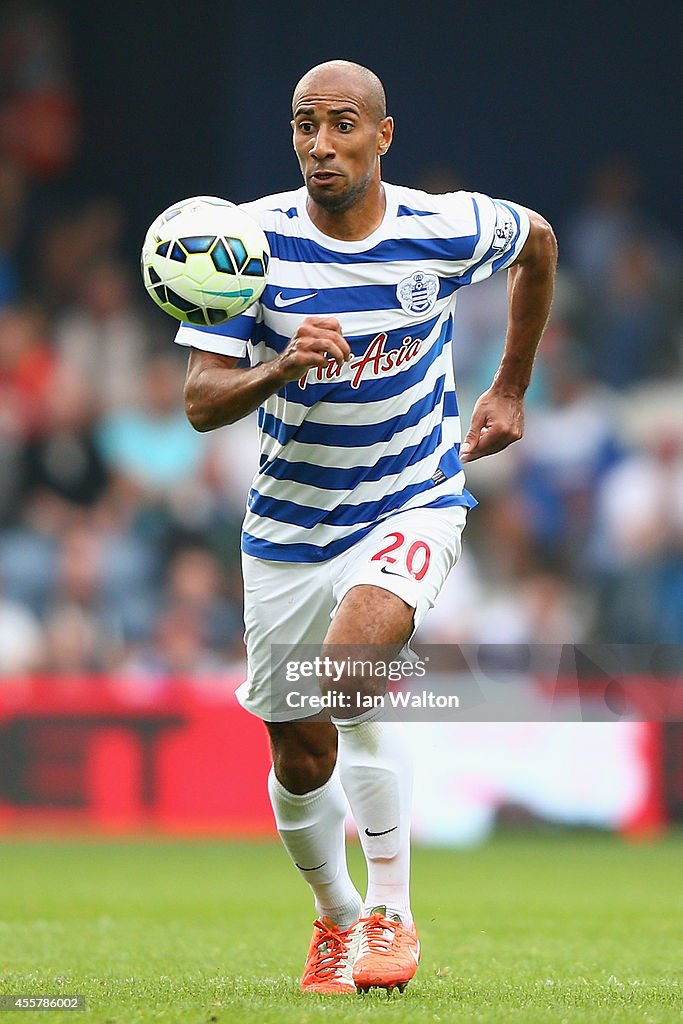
1, 4, 682, 682
423, 157, 683, 653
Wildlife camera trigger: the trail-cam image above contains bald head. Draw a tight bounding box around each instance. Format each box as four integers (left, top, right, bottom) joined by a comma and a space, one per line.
292, 60, 387, 122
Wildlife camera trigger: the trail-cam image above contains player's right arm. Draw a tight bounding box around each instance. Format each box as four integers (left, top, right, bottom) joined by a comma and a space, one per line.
183, 316, 350, 431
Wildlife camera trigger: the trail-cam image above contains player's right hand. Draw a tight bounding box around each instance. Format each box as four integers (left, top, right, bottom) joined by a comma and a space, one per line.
275, 316, 351, 382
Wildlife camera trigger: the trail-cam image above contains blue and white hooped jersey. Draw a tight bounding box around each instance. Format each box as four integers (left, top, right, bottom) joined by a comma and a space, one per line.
174, 183, 530, 563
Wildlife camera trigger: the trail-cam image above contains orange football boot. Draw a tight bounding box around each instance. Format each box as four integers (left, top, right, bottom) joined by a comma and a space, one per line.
300, 917, 358, 994
352, 907, 420, 992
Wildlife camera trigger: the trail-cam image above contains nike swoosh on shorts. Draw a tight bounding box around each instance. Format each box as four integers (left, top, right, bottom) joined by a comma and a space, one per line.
380, 566, 409, 579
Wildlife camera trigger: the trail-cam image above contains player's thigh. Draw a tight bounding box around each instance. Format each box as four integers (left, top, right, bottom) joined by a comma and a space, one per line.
325, 584, 415, 646
331, 504, 467, 639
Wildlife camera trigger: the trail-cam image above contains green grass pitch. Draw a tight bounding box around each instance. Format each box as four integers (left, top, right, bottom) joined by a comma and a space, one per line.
0, 834, 681, 1023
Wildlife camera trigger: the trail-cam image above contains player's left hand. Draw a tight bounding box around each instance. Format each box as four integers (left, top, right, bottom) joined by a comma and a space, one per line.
460, 387, 524, 463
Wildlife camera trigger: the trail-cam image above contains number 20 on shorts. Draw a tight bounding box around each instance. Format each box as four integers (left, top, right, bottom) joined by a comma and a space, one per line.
370, 531, 431, 581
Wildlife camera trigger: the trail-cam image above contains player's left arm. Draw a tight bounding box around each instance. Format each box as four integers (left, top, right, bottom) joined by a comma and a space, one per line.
460, 208, 558, 463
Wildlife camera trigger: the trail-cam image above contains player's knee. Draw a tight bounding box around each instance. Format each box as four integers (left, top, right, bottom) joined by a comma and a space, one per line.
267, 722, 337, 794
272, 748, 336, 794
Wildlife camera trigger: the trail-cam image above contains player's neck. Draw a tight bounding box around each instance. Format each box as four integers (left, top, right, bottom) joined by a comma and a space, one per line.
306, 182, 386, 241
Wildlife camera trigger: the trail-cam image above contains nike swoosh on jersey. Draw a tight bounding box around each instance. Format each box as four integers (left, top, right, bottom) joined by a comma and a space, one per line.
274, 291, 318, 308
364, 826, 398, 837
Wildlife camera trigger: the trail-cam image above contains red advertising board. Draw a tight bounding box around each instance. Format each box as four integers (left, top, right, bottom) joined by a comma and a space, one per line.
0, 676, 274, 834
0, 676, 665, 838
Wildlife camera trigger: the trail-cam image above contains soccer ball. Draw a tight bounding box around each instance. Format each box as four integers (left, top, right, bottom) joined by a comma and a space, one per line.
141, 196, 269, 326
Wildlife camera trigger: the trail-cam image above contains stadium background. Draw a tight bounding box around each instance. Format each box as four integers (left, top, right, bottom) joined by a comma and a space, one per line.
1, 0, 682, 840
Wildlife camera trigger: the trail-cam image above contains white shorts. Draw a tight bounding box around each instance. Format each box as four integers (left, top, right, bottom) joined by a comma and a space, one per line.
236, 504, 467, 722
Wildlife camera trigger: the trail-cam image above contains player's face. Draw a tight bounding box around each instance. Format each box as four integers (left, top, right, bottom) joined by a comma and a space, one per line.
291, 76, 393, 214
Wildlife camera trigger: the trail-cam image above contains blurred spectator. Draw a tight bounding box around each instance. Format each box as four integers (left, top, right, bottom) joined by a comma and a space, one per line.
469, 486, 539, 582
0, 158, 26, 305
0, 429, 20, 525
96, 353, 210, 538
564, 159, 682, 387
471, 572, 589, 647
417, 559, 588, 648
0, 2, 80, 179
202, 411, 260, 523
0, 495, 158, 647
55, 504, 158, 646
451, 261, 582, 422
54, 253, 153, 409
592, 239, 675, 387
0, 304, 57, 522
20, 364, 109, 507
163, 545, 243, 654
516, 341, 624, 569
414, 547, 485, 645
54, 257, 151, 411
39, 520, 122, 671
42, 602, 102, 674
42, 200, 126, 312
451, 271, 509, 395
0, 491, 62, 614
0, 578, 43, 672
0, 303, 57, 439
590, 426, 683, 643
119, 605, 229, 695
564, 160, 647, 287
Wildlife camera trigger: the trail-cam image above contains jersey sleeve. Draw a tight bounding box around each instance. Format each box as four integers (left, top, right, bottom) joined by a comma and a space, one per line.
173, 303, 260, 358
449, 192, 530, 286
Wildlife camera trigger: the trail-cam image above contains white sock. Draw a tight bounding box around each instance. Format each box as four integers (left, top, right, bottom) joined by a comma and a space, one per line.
267, 766, 362, 929
335, 717, 414, 926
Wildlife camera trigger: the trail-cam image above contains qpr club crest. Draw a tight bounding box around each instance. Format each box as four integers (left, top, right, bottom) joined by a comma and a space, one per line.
396, 271, 439, 316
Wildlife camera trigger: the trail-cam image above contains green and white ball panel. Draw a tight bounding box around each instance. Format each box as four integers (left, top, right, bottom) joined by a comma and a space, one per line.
141, 196, 269, 326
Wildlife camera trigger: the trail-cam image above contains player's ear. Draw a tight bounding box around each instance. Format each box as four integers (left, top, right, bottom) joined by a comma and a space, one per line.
378, 116, 394, 156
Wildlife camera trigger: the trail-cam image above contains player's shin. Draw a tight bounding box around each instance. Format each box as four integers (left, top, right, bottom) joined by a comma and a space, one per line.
335, 717, 413, 926
267, 766, 362, 928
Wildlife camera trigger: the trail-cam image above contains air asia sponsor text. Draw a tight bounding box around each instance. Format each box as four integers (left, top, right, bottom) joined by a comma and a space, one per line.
298, 333, 423, 390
